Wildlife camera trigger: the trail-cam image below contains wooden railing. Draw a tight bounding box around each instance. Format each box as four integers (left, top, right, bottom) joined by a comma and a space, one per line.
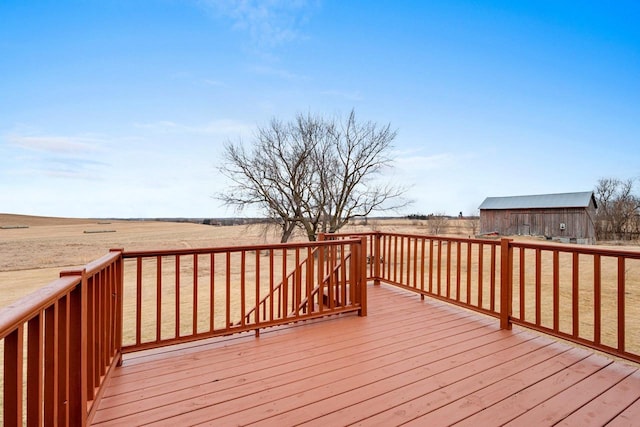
0, 250, 122, 426
508, 240, 640, 363
0, 238, 366, 425
120, 237, 367, 353
332, 231, 640, 364
2, 229, 639, 424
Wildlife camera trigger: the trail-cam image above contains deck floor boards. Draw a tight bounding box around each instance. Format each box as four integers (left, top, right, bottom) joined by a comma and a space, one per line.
92, 284, 640, 426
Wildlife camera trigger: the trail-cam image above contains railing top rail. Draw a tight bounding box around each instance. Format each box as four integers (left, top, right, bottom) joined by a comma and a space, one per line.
122, 238, 362, 258
509, 240, 640, 258
325, 231, 377, 237
333, 230, 640, 258
0, 274, 82, 340
330, 231, 502, 246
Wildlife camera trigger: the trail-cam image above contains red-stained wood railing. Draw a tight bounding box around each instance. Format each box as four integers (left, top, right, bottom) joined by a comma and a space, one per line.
331, 232, 504, 319
0, 250, 122, 426
333, 231, 640, 363
508, 240, 640, 363
2, 229, 639, 424
120, 237, 367, 353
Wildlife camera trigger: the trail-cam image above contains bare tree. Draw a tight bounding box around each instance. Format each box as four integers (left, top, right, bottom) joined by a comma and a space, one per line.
428, 212, 448, 235
218, 110, 409, 241
468, 218, 479, 236
594, 177, 640, 240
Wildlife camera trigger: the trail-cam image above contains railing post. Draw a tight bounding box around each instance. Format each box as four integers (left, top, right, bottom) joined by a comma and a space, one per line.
61, 269, 88, 426
110, 249, 124, 367
359, 236, 368, 316
500, 238, 513, 330
373, 232, 381, 286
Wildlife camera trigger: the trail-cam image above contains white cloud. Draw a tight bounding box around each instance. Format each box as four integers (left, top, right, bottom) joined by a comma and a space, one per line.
200, 0, 319, 47
7, 134, 103, 155
3, 133, 114, 182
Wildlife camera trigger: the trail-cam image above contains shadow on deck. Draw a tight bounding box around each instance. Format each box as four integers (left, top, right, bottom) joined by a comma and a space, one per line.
92, 284, 640, 426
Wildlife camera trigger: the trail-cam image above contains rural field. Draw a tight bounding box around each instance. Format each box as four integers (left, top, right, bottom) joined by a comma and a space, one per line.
0, 214, 479, 308
1, 213, 639, 355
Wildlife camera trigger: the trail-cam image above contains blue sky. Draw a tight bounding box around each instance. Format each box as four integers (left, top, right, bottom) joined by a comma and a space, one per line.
1, 1, 638, 218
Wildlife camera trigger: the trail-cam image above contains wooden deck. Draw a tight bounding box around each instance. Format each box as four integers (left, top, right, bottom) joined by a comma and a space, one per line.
91, 284, 640, 426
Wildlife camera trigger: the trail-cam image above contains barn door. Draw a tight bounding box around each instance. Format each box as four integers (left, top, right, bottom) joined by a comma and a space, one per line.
510, 213, 530, 235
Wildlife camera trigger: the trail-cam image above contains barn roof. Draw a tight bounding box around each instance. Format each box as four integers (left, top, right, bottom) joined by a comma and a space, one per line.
478, 191, 597, 210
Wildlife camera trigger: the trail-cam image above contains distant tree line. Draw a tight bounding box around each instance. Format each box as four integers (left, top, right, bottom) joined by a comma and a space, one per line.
594, 177, 640, 241
406, 213, 450, 220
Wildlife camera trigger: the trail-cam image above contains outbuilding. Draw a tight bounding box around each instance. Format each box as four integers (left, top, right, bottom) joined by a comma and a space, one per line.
478, 191, 598, 244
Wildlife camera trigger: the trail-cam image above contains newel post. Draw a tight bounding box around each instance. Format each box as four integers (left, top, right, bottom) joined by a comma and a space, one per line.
373, 232, 381, 286
500, 238, 513, 330
110, 249, 124, 366
62, 269, 88, 426
359, 236, 368, 316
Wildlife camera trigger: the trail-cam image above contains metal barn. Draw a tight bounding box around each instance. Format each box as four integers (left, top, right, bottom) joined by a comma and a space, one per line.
479, 191, 598, 244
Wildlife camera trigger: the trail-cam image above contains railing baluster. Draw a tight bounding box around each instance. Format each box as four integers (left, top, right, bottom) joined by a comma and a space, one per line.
456, 241, 461, 301
44, 302, 58, 424
295, 248, 301, 314
466, 242, 472, 304
156, 256, 162, 342
57, 294, 69, 425
4, 326, 24, 426
307, 247, 314, 313
393, 235, 398, 283
210, 253, 215, 332
175, 255, 181, 338
400, 236, 406, 285
341, 243, 347, 305
572, 252, 580, 338
553, 250, 560, 332
594, 253, 601, 345
477, 243, 484, 308
428, 239, 434, 293
193, 254, 198, 334
282, 248, 288, 316
490, 244, 496, 311
270, 249, 275, 319
420, 238, 425, 294
618, 256, 626, 353
436, 239, 441, 296
226, 253, 231, 328
136, 257, 142, 345
387, 235, 392, 280
446, 239, 451, 298
27, 313, 43, 427
519, 248, 525, 320
86, 276, 96, 397
413, 237, 419, 290
240, 251, 246, 326
535, 248, 542, 326
256, 250, 261, 322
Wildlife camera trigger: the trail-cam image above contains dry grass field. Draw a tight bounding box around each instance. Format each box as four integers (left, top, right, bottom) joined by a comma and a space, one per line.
1, 213, 640, 422
2, 214, 639, 354
0, 214, 478, 308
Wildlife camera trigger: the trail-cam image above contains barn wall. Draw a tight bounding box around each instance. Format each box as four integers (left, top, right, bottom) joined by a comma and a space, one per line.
480, 207, 596, 242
